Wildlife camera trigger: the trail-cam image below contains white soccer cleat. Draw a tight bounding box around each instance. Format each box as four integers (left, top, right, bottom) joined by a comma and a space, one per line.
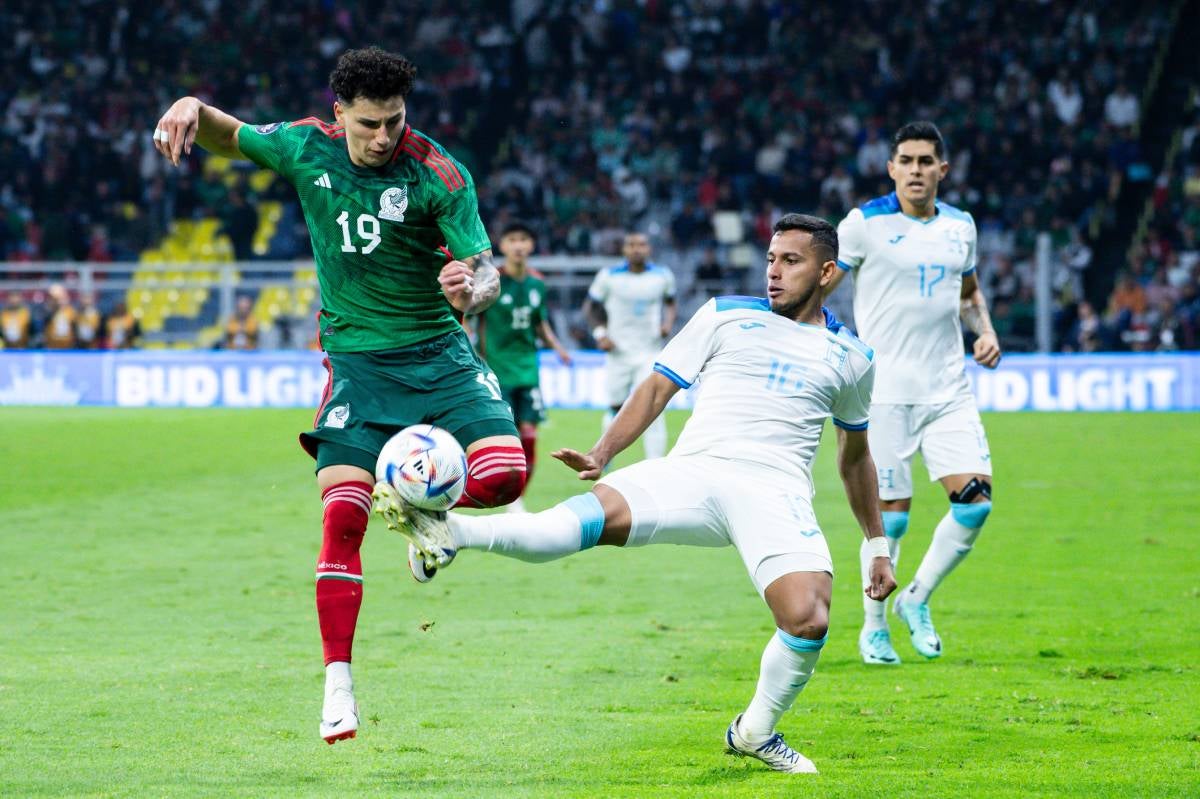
320, 683, 359, 745
859, 626, 902, 665
407, 542, 437, 583
724, 713, 817, 774
371, 481, 457, 569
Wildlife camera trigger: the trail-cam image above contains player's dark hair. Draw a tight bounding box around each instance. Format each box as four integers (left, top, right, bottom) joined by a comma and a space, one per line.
500, 221, 537, 242
329, 47, 417, 104
891, 121, 946, 159
773, 213, 838, 261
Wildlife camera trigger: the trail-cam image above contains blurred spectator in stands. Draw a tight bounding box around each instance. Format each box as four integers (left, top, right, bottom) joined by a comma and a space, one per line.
1048, 69, 1084, 127
1148, 298, 1184, 351
856, 129, 889, 179
1066, 301, 1106, 352
1, 291, 32, 349
40, 284, 77, 349
1108, 271, 1147, 322
75, 292, 103, 349
670, 202, 709, 248
820, 165, 855, 212
222, 189, 259, 262
694, 248, 729, 298
224, 295, 260, 350
1104, 82, 1140, 130
104, 301, 141, 350
86, 225, 114, 263
988, 257, 1022, 305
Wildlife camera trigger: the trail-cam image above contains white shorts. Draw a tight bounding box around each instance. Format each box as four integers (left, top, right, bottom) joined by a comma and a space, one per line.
868, 394, 992, 501
605, 350, 657, 408
598, 455, 833, 596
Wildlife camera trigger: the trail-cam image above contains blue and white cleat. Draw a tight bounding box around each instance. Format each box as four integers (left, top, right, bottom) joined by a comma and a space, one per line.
893, 594, 942, 658
858, 626, 902, 665
371, 481, 457, 570
724, 713, 817, 774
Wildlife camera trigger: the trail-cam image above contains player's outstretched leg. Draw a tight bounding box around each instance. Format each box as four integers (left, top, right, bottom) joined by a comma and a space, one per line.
392, 491, 608, 582
316, 480, 371, 744
859, 511, 907, 665
896, 482, 992, 658
728, 572, 829, 774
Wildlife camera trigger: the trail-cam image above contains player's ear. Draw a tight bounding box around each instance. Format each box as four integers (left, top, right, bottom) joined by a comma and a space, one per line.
818, 258, 837, 287
333, 100, 345, 125
939, 160, 950, 179
886, 157, 897, 181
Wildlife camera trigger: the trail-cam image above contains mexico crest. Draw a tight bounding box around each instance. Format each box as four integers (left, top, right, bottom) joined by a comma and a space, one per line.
379, 186, 408, 222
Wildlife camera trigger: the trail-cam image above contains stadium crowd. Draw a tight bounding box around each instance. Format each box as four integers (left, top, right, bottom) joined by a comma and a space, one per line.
0, 0, 1193, 352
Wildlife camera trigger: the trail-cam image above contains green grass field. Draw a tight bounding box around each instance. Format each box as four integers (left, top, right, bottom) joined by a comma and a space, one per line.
1, 408, 1198, 798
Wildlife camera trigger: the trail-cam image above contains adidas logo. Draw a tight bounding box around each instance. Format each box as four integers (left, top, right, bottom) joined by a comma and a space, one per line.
314, 172, 331, 189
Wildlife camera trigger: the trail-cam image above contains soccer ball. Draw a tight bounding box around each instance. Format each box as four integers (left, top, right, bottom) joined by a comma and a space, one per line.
375, 425, 468, 511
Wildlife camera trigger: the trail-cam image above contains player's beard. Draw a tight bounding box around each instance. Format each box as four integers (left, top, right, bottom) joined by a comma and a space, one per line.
769, 283, 818, 321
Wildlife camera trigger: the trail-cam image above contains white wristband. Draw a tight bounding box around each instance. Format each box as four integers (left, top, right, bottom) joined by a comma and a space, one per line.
865, 536, 890, 560
592, 326, 608, 341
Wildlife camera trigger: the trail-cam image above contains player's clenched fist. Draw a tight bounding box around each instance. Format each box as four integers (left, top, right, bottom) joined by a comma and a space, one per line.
153, 97, 202, 167
438, 260, 476, 312
972, 331, 1002, 369
865, 557, 897, 601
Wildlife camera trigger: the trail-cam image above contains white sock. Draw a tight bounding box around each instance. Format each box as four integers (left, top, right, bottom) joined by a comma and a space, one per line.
602, 410, 615, 434
448, 494, 605, 563
739, 631, 824, 743
863, 511, 906, 630
860, 536, 901, 630
642, 415, 667, 459
325, 661, 352, 693
906, 503, 989, 604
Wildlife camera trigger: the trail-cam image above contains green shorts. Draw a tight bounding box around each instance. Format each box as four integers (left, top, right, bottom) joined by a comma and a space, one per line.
504, 385, 546, 425
301, 329, 518, 473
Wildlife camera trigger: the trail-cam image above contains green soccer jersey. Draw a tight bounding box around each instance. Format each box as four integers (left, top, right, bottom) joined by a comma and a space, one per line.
481, 270, 547, 389
238, 119, 491, 352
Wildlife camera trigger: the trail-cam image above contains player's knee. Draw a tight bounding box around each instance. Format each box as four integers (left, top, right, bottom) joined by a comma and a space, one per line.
949, 477, 993, 530
321, 481, 372, 537
778, 606, 829, 643
486, 465, 527, 505
460, 446, 528, 508
882, 510, 910, 540
951, 500, 991, 530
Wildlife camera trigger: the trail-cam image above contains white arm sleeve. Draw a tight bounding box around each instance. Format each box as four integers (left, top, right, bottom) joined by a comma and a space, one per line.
836, 208, 868, 271
831, 357, 875, 430
964, 214, 978, 275
587, 268, 609, 304
653, 300, 719, 388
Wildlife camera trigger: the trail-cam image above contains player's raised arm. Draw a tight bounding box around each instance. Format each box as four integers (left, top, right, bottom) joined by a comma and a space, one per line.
836, 426, 896, 601
553, 371, 679, 479
153, 97, 247, 166
960, 272, 1001, 368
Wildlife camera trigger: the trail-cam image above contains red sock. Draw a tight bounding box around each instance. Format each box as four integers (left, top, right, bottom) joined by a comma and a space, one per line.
455, 444, 527, 508
520, 427, 537, 484
316, 481, 372, 665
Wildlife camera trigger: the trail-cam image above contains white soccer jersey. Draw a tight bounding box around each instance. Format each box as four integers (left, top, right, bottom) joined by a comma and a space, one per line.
588, 262, 676, 355
837, 193, 976, 404
653, 297, 875, 494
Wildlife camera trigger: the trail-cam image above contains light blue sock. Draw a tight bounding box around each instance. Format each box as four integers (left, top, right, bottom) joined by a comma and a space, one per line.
447, 492, 606, 563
